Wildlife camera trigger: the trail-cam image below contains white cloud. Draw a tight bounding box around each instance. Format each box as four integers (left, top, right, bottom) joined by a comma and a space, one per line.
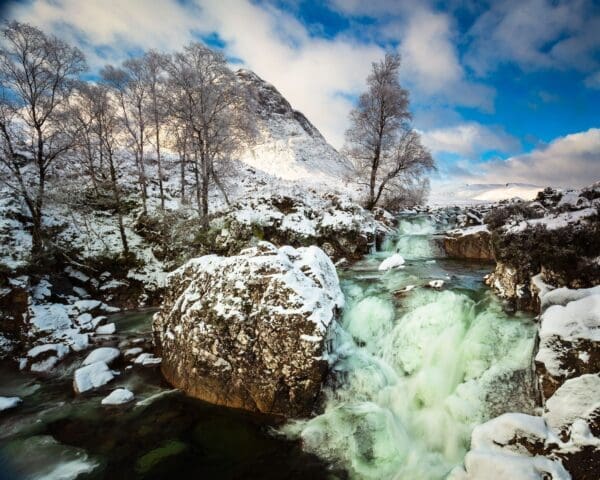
7, 0, 384, 148
459, 129, 600, 188
396, 9, 494, 111
465, 0, 599, 76
420, 123, 520, 157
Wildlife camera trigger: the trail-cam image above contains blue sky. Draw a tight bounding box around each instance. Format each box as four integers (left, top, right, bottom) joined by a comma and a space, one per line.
4, 0, 599, 188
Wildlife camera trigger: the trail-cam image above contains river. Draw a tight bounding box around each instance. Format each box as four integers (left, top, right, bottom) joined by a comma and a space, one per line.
0, 215, 537, 479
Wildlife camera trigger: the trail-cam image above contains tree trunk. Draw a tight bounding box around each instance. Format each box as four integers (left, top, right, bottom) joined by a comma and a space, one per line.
155, 118, 165, 210
193, 150, 202, 215
108, 151, 129, 254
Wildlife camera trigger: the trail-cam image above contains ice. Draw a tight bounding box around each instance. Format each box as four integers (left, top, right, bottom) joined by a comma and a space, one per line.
283, 284, 536, 479
133, 353, 162, 366
378, 254, 405, 271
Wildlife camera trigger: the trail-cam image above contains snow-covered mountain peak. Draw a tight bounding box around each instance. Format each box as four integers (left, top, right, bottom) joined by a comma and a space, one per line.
235, 69, 352, 187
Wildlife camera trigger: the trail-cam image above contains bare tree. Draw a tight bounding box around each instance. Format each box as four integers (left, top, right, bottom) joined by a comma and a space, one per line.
89, 84, 129, 254
142, 50, 168, 210
0, 21, 86, 259
345, 53, 434, 210
165, 42, 250, 223
101, 59, 149, 215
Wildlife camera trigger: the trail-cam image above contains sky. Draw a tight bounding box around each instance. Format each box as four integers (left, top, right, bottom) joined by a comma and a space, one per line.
2, 0, 599, 189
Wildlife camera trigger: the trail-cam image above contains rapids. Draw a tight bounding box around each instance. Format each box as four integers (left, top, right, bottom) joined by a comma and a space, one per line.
283, 215, 537, 479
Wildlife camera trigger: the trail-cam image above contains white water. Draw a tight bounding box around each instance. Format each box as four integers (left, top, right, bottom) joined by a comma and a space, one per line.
284, 216, 536, 479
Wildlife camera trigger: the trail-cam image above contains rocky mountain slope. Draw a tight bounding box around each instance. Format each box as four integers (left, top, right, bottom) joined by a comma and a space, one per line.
236, 70, 353, 187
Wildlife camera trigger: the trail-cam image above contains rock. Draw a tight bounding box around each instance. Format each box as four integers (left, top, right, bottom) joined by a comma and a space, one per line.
101, 388, 134, 405
73, 361, 116, 393
428, 280, 444, 289
443, 227, 494, 261
95, 323, 116, 335
153, 241, 344, 417
0, 396, 22, 412
535, 294, 600, 401
124, 347, 143, 358
82, 347, 120, 366
378, 254, 405, 271
133, 353, 161, 366
543, 374, 600, 435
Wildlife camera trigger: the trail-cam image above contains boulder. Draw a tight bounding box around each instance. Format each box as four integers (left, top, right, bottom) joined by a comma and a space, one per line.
153, 242, 344, 417
443, 227, 494, 261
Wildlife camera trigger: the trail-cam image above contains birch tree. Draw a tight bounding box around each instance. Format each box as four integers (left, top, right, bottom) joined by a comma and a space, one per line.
345, 53, 434, 210
0, 21, 86, 259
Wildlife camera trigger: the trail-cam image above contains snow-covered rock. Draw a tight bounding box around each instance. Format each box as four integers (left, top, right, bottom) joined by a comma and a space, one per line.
153, 241, 343, 417
535, 294, 600, 401
0, 396, 22, 412
82, 347, 120, 366
543, 374, 600, 434
73, 361, 116, 394
133, 353, 161, 366
95, 323, 116, 335
443, 226, 494, 261
378, 254, 405, 271
101, 388, 134, 405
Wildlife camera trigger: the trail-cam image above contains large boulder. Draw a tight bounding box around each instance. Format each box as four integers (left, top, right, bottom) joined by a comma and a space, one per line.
443, 226, 494, 261
153, 242, 344, 417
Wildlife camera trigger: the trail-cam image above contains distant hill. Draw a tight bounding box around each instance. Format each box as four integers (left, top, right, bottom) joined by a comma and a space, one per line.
429, 183, 543, 205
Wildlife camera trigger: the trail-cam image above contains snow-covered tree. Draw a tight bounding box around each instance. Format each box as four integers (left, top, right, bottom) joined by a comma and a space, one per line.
101, 59, 150, 215
345, 53, 434, 210
0, 21, 86, 259
164, 42, 251, 222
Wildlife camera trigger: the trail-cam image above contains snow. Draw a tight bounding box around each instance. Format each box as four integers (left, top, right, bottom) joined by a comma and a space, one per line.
506, 207, 596, 233
447, 225, 489, 236
429, 280, 445, 289
101, 388, 134, 405
169, 242, 344, 333
378, 254, 406, 271
73, 361, 116, 393
95, 323, 116, 335
535, 294, 600, 377
82, 347, 120, 366
29, 304, 72, 332
0, 396, 22, 411
124, 347, 143, 357
27, 343, 70, 359
429, 183, 542, 206
133, 353, 162, 366
73, 300, 102, 313
543, 374, 600, 432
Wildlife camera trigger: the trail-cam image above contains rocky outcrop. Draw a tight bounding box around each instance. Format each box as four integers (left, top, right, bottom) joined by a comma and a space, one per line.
153, 242, 344, 418
197, 193, 394, 263
534, 286, 600, 402
482, 184, 600, 313
443, 226, 494, 261
454, 279, 600, 479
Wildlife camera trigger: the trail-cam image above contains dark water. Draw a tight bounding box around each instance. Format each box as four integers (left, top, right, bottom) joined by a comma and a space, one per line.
0, 311, 337, 480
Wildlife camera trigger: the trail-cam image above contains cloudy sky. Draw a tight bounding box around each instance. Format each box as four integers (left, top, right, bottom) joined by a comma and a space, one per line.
3, 0, 599, 188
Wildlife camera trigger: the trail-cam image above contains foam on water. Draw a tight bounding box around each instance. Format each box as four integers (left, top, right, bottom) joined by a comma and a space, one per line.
382, 216, 437, 260
283, 217, 536, 480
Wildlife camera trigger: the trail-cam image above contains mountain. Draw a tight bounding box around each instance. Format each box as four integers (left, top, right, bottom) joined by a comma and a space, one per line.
429, 183, 544, 206
235, 69, 352, 187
